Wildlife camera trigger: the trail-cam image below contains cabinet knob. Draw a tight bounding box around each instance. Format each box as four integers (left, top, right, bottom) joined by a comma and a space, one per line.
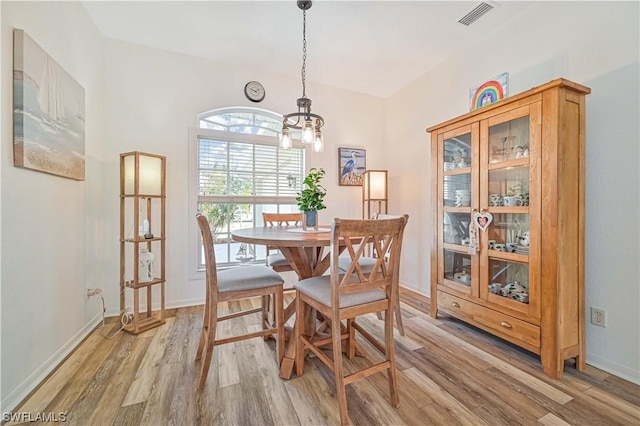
451, 302, 460, 308
500, 321, 513, 329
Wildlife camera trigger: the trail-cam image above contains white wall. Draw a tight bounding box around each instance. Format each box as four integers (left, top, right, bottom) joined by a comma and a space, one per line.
385, 1, 639, 383
0, 1, 105, 411
100, 40, 386, 311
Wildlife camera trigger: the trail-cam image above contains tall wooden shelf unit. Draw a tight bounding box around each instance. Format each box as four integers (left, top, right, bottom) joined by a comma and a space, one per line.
120, 151, 166, 334
427, 78, 590, 378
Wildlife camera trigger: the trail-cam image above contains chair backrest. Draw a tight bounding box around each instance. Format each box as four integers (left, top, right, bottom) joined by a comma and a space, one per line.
372, 214, 407, 258
374, 213, 403, 220
196, 213, 219, 295
330, 215, 408, 303
263, 212, 303, 226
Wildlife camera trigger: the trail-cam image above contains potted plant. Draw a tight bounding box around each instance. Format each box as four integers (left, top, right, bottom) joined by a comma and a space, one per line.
296, 167, 327, 230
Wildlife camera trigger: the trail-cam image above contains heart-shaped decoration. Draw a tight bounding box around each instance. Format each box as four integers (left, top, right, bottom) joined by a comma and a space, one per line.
474, 212, 494, 232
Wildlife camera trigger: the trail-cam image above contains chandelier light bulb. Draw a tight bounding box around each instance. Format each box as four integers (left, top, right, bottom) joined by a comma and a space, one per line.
312, 130, 324, 152
302, 120, 314, 144
280, 128, 292, 149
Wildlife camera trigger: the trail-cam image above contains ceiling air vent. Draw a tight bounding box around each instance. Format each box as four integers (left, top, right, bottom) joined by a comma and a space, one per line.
458, 2, 495, 26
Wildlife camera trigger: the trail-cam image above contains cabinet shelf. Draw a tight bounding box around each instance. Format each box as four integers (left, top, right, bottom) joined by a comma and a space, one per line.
123, 315, 165, 334
122, 237, 165, 243
486, 206, 528, 213
443, 167, 471, 176
125, 278, 165, 289
443, 207, 472, 213
487, 158, 529, 170
487, 251, 528, 261
428, 78, 590, 379
120, 194, 166, 199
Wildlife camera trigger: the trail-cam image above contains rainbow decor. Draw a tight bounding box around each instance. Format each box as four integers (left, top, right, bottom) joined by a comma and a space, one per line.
469, 73, 509, 111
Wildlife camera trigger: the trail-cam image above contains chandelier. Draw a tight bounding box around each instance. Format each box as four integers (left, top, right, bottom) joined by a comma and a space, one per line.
280, 0, 324, 153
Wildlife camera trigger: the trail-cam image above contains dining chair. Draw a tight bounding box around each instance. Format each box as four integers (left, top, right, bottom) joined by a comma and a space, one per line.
195, 213, 285, 389
262, 212, 303, 272
338, 213, 408, 336
294, 215, 408, 425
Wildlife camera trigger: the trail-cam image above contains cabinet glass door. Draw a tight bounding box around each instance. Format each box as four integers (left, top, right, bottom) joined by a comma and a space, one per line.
440, 127, 478, 296
480, 105, 540, 316
488, 115, 529, 163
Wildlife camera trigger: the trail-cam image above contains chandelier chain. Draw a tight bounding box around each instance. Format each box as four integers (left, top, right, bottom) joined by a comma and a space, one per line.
301, 9, 307, 98
280, 1, 324, 152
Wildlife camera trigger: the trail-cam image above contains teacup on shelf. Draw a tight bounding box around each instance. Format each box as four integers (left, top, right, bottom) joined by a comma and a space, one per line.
489, 194, 503, 207
453, 271, 471, 284
454, 189, 471, 207
511, 291, 529, 303
503, 281, 526, 293
503, 196, 523, 207
489, 283, 502, 294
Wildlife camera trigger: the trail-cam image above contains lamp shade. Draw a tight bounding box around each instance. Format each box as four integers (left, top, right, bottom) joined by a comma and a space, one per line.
363, 170, 387, 200
122, 152, 165, 196
362, 170, 388, 219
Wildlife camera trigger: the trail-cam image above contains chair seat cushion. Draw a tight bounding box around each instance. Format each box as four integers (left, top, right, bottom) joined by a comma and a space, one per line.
217, 265, 284, 293
267, 253, 291, 268
338, 256, 378, 274
294, 275, 386, 308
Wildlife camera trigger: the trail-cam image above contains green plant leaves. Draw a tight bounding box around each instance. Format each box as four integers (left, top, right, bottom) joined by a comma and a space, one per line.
296, 167, 327, 211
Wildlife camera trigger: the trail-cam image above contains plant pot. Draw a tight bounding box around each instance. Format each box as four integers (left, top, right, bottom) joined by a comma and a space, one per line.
303, 210, 318, 231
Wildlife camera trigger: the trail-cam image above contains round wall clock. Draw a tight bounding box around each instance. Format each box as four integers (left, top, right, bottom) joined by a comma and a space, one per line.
244, 81, 265, 103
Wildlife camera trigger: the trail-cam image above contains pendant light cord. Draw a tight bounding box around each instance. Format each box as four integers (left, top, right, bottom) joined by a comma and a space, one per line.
301, 9, 307, 99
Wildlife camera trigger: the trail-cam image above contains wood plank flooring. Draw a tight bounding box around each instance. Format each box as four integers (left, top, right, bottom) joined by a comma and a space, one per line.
9, 290, 640, 425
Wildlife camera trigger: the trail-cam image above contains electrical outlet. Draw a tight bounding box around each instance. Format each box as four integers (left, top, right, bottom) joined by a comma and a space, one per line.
591, 307, 606, 327
86, 287, 102, 299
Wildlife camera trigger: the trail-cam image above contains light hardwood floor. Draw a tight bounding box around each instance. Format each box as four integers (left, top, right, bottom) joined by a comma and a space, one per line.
9, 290, 640, 425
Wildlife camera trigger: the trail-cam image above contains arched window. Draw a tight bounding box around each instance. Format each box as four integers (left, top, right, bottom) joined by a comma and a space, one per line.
198, 107, 282, 136
190, 107, 305, 270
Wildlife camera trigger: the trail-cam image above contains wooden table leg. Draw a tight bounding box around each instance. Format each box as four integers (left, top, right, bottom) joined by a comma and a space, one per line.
277, 244, 350, 379
279, 344, 297, 379
279, 303, 317, 379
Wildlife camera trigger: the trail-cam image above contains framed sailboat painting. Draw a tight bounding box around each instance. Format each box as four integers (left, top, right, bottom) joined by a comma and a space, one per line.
13, 29, 85, 180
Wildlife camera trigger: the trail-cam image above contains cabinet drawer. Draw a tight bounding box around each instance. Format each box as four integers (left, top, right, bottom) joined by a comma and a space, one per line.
438, 291, 540, 351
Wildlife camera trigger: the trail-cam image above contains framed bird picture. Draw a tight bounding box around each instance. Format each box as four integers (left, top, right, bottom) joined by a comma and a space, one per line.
338, 147, 366, 186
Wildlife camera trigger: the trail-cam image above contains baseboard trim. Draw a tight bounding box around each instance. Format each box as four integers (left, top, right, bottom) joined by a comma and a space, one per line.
166, 297, 206, 310
586, 352, 640, 385
1, 312, 103, 413
105, 297, 205, 318
399, 284, 429, 300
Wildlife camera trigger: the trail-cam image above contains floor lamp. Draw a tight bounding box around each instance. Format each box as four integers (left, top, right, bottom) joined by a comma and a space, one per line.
362, 170, 388, 219
120, 151, 166, 334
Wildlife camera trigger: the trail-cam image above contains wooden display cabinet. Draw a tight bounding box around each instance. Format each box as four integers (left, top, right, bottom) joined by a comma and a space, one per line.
120, 151, 166, 334
427, 78, 590, 378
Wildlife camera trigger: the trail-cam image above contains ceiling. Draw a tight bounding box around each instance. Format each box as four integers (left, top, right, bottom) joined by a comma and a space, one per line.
82, 1, 538, 98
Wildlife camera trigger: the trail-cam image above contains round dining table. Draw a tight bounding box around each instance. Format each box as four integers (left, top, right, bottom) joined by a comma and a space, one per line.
231, 224, 351, 379
231, 225, 338, 280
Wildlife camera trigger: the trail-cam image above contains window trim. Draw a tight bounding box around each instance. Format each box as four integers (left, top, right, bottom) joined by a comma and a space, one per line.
188, 126, 304, 279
